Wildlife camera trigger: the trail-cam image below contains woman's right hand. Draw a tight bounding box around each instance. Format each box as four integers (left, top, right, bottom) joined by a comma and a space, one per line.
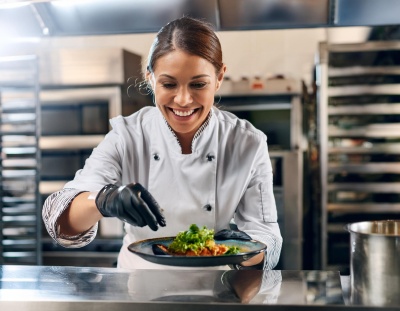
95, 183, 166, 231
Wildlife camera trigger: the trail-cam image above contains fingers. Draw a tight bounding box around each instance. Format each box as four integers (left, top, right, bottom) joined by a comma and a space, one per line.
138, 189, 166, 227
118, 188, 147, 227
131, 183, 166, 227
122, 185, 161, 231
214, 229, 252, 241
128, 189, 159, 231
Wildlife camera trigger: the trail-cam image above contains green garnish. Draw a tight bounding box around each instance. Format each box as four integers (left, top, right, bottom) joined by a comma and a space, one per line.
169, 224, 213, 253
225, 246, 240, 254
168, 224, 240, 255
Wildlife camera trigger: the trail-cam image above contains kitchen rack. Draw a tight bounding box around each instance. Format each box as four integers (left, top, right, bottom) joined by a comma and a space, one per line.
0, 55, 42, 265
316, 41, 400, 272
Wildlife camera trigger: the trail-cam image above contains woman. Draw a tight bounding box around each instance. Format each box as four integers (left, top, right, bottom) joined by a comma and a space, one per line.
42, 16, 282, 270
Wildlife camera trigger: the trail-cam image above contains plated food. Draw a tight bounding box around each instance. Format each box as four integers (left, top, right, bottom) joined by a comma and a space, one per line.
153, 224, 240, 256
127, 224, 267, 267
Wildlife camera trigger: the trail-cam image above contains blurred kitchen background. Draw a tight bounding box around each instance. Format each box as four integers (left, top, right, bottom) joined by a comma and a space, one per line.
1, 0, 400, 274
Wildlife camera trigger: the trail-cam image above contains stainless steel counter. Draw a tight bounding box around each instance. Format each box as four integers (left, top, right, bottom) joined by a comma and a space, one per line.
0, 265, 395, 310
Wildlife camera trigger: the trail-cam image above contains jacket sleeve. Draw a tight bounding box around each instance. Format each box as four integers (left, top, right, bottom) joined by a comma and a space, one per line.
234, 139, 283, 270
42, 188, 98, 248
42, 127, 124, 248
63, 128, 124, 191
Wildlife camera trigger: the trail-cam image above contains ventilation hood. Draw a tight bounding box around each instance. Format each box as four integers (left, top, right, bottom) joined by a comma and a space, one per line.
1, 0, 400, 38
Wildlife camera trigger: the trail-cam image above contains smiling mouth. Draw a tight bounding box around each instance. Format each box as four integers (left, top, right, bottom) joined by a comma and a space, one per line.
171, 108, 197, 117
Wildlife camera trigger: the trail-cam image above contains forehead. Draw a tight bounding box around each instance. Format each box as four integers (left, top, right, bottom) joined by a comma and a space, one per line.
153, 49, 216, 77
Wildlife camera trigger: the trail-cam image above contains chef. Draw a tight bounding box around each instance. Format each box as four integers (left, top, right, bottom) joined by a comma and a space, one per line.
42, 16, 283, 270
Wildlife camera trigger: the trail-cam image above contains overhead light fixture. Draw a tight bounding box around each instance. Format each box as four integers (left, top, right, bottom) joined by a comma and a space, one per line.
0, 0, 62, 9
0, 1, 30, 9
49, 0, 95, 7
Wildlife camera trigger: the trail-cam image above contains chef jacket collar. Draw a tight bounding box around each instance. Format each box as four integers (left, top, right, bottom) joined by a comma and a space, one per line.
161, 109, 213, 153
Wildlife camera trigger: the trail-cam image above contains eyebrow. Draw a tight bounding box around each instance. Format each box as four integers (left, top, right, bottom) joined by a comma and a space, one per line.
159, 74, 211, 80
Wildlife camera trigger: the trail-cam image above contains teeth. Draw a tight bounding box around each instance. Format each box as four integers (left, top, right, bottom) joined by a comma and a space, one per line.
173, 109, 195, 117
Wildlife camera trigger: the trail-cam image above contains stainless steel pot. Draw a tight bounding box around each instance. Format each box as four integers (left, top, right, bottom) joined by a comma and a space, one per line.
346, 220, 400, 306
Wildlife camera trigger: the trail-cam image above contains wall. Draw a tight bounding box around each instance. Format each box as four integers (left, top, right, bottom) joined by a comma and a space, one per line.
0, 27, 371, 87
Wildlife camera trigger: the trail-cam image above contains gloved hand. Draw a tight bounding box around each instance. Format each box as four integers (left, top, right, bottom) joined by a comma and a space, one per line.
95, 183, 166, 231
215, 229, 266, 270
214, 229, 252, 241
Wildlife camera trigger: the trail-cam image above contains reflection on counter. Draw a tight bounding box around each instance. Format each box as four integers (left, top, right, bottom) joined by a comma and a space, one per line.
0, 265, 344, 306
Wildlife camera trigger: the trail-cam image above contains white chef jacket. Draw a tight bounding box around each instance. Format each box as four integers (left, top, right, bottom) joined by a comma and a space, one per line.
42, 106, 282, 270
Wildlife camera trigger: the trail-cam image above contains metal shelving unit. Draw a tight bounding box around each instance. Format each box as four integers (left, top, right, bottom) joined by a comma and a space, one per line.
0, 56, 42, 265
316, 41, 400, 273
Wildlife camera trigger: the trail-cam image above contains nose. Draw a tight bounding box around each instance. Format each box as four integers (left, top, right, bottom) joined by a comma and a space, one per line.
174, 86, 193, 106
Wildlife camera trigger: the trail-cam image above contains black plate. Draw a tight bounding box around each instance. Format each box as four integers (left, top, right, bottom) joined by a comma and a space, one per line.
127, 237, 267, 267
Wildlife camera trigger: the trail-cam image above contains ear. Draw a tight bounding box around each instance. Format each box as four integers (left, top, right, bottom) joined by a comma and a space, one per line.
216, 64, 227, 91
145, 70, 154, 90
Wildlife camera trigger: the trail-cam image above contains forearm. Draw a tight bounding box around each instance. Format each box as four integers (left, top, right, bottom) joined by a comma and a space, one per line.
58, 191, 103, 236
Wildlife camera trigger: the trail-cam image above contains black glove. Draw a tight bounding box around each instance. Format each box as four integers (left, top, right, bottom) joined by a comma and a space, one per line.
214, 229, 252, 241
95, 183, 166, 231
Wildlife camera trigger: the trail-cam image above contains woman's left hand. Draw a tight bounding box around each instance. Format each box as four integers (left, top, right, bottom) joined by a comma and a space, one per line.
214, 229, 265, 269
240, 252, 264, 267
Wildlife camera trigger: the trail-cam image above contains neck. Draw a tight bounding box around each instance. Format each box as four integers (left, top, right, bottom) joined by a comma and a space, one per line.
175, 132, 194, 154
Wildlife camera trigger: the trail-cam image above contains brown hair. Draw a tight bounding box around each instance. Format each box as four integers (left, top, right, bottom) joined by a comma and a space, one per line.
146, 16, 223, 75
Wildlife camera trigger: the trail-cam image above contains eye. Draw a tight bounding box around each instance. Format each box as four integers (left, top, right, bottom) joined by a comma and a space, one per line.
161, 83, 176, 89
191, 82, 208, 89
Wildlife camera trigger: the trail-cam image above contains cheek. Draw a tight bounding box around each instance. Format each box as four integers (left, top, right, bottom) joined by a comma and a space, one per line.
198, 92, 216, 107
154, 89, 170, 105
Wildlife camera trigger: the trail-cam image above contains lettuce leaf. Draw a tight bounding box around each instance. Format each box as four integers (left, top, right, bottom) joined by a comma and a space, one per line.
168, 224, 240, 255
168, 224, 214, 254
